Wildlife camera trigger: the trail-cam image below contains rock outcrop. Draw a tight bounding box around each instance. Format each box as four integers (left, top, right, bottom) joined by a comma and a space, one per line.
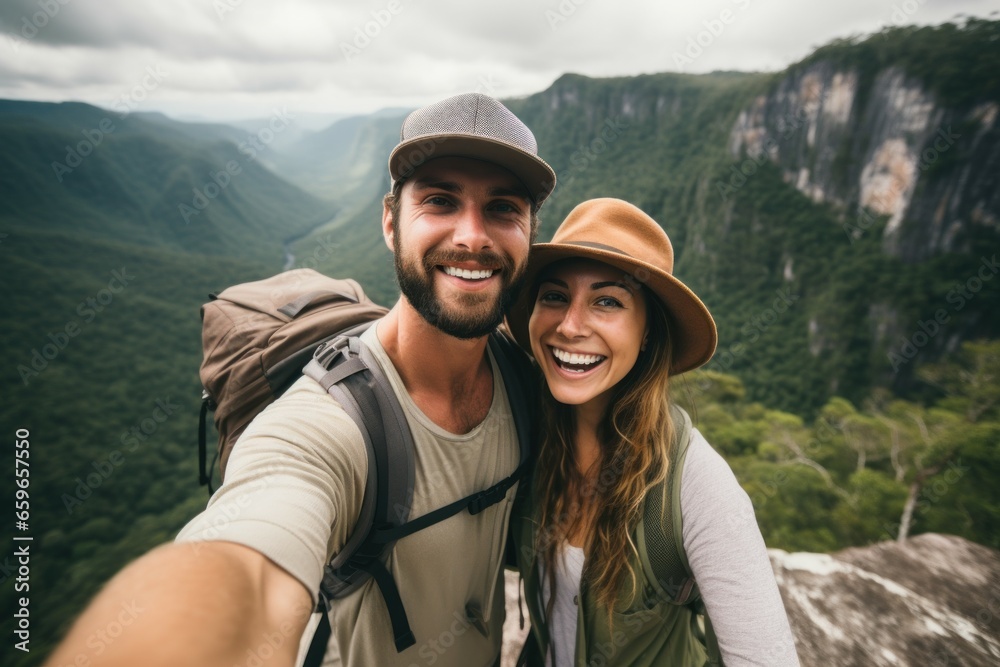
773, 533, 1000, 665
504, 534, 1000, 665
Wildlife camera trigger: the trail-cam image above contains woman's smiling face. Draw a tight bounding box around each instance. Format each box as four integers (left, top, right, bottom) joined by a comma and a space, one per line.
528, 258, 648, 417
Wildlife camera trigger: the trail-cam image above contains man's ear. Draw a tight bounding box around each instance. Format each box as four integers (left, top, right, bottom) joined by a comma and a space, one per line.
382, 199, 395, 253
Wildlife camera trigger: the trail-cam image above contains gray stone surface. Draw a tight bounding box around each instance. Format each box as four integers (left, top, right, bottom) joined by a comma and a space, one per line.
503, 534, 1000, 666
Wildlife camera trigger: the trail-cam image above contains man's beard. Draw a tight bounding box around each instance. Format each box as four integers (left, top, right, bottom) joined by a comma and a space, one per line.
394, 241, 526, 340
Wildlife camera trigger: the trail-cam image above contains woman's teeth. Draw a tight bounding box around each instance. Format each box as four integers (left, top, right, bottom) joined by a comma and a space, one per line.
552, 348, 605, 372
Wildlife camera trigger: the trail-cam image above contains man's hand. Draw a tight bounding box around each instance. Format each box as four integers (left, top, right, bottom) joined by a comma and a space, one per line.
44, 541, 313, 667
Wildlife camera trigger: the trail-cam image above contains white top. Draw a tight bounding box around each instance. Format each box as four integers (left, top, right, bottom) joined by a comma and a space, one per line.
540, 544, 585, 667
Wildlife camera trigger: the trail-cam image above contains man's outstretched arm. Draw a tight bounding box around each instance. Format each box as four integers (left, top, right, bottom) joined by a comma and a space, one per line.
44, 540, 313, 667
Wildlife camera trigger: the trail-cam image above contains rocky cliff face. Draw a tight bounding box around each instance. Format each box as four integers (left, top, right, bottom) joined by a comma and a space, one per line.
729, 62, 1000, 263
772, 533, 1000, 666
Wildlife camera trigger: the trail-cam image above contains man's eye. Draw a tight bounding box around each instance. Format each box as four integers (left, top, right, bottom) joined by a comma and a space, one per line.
426, 196, 452, 206
538, 291, 567, 304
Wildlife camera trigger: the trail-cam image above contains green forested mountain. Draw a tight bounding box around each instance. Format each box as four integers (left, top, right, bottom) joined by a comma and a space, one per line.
270, 110, 406, 201
0, 100, 337, 261
1, 19, 998, 667
0, 100, 342, 663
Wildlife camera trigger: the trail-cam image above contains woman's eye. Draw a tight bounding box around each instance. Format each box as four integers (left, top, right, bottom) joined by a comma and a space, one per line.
596, 297, 623, 308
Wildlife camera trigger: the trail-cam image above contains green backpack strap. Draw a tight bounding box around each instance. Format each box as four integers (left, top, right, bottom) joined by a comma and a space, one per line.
637, 404, 694, 603
637, 404, 723, 665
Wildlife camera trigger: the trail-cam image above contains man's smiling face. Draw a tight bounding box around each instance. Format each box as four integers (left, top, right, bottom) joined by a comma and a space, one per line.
385, 156, 534, 339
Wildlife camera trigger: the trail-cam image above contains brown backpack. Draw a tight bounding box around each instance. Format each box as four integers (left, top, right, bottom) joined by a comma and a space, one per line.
198, 268, 387, 482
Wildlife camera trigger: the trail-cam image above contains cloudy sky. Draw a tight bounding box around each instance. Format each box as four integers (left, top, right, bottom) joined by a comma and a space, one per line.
1, 0, 996, 124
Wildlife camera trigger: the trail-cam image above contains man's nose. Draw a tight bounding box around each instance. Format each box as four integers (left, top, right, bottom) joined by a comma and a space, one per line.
451, 206, 493, 252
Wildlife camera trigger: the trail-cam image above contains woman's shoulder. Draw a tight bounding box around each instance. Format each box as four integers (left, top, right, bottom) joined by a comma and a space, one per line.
678, 428, 757, 531
677, 428, 762, 565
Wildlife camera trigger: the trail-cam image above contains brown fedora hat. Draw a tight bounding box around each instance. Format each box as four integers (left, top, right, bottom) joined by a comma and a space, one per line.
506, 198, 717, 374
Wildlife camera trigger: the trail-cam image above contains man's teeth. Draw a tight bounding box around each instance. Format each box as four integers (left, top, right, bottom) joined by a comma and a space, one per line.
443, 266, 494, 280
552, 348, 605, 367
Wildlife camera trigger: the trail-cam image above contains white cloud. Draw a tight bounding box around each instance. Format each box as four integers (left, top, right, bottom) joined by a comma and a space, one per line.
0, 0, 994, 121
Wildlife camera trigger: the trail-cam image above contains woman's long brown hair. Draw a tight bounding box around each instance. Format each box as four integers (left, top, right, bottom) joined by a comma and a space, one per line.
533, 288, 674, 616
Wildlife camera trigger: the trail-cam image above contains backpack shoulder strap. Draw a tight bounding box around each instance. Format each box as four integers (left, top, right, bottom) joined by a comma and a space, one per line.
637, 403, 695, 604
638, 404, 723, 665
305, 333, 418, 652
301, 329, 534, 660
487, 329, 536, 468
488, 329, 537, 573
361, 331, 534, 544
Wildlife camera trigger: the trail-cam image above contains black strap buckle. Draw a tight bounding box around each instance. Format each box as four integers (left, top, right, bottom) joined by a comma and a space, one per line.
467, 484, 508, 515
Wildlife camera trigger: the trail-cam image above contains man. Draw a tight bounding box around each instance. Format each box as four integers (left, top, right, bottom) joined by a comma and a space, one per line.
43, 93, 555, 667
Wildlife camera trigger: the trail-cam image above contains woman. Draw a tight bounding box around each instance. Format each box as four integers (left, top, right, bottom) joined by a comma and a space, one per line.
505, 198, 798, 666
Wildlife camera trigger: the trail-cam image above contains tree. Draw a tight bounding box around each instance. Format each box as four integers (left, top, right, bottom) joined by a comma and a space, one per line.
873, 400, 962, 541
919, 340, 1000, 423
820, 397, 889, 471
876, 341, 1000, 542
